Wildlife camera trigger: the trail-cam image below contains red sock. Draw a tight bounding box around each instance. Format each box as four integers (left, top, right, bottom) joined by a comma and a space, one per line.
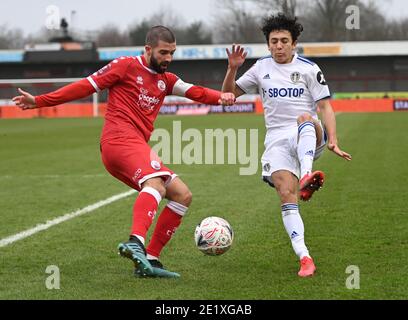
130, 187, 162, 240
146, 201, 187, 258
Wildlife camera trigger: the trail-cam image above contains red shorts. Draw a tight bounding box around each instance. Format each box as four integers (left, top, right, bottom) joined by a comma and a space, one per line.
101, 137, 175, 191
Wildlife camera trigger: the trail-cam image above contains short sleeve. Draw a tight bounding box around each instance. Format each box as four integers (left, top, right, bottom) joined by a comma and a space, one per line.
165, 72, 181, 96
87, 57, 132, 91
236, 62, 259, 94
306, 64, 331, 102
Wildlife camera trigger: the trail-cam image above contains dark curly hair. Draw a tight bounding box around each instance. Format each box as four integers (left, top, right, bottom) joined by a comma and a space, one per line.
261, 13, 303, 44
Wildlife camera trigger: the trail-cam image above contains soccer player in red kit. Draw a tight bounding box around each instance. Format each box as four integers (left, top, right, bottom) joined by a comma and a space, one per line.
12, 26, 236, 278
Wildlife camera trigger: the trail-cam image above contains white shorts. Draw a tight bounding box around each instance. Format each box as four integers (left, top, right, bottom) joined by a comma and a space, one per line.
261, 122, 327, 185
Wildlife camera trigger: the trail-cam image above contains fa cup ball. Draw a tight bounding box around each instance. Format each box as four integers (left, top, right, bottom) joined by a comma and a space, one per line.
194, 216, 233, 256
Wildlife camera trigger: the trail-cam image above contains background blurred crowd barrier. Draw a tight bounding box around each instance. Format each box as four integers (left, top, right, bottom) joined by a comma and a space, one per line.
1, 97, 406, 119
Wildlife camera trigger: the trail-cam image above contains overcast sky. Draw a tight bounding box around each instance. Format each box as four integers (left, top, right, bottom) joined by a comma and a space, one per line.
0, 0, 406, 36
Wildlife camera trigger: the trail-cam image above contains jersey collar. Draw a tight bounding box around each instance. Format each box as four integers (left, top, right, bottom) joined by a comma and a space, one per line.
137, 55, 158, 74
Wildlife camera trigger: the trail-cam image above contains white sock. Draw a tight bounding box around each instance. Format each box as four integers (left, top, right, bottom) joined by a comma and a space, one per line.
281, 203, 310, 259
132, 234, 145, 245
297, 121, 316, 178
146, 254, 159, 260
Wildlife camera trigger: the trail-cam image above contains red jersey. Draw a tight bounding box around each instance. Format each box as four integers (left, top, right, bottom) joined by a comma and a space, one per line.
88, 56, 179, 142
35, 55, 224, 143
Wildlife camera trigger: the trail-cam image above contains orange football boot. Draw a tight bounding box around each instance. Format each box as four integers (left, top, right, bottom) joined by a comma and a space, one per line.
298, 256, 316, 277
299, 171, 325, 201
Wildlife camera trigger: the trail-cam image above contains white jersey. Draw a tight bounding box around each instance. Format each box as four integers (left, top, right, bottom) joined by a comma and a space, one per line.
236, 53, 330, 131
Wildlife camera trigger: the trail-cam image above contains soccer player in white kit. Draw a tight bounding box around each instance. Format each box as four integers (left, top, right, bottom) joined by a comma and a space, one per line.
222, 14, 352, 277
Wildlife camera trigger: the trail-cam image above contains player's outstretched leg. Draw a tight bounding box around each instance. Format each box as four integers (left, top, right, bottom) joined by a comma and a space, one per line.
118, 235, 154, 276
297, 119, 317, 177
297, 115, 325, 201
119, 182, 165, 277
143, 201, 188, 278
140, 178, 191, 279
299, 170, 325, 201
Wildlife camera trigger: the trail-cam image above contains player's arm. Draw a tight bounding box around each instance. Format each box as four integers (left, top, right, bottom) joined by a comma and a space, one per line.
12, 58, 130, 110
222, 44, 247, 98
185, 86, 235, 106
317, 98, 352, 161
169, 76, 235, 106
12, 79, 95, 110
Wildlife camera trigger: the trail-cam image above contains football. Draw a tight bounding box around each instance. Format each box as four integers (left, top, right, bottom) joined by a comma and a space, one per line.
194, 216, 234, 256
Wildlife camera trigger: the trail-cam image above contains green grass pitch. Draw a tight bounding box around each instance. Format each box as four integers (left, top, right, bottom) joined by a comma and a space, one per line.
0, 113, 407, 299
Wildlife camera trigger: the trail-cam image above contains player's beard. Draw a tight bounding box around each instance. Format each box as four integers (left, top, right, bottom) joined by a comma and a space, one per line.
150, 54, 169, 74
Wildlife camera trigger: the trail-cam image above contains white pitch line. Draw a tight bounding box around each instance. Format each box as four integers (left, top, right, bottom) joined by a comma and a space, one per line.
0, 189, 137, 248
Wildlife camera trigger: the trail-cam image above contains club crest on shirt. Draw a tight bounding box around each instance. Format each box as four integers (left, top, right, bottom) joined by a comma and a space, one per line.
157, 80, 166, 91
136, 76, 144, 85
290, 72, 301, 84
